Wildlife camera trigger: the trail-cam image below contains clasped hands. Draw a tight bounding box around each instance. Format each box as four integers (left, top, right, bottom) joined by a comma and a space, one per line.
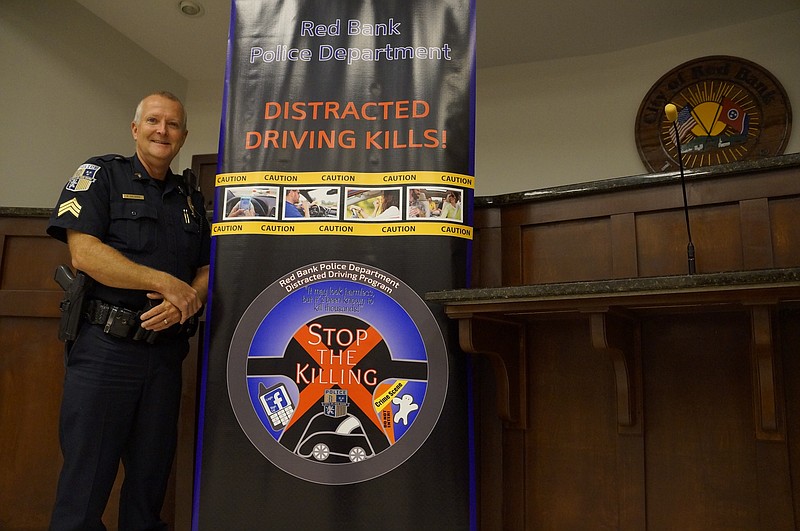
139, 284, 202, 331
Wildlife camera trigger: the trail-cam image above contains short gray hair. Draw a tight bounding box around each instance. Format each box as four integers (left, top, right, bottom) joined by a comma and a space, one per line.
133, 91, 187, 129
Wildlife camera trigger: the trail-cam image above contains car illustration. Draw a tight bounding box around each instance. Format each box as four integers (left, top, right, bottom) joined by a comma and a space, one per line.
294, 412, 376, 463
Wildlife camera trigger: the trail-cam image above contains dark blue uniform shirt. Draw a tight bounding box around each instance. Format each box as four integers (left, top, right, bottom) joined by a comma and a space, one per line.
47, 154, 211, 311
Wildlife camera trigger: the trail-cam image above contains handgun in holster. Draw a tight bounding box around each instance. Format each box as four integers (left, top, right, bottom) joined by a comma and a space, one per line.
54, 264, 92, 342
131, 298, 159, 344
129, 299, 201, 344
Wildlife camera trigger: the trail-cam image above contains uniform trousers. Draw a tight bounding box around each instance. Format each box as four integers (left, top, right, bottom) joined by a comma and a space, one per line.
49, 324, 188, 531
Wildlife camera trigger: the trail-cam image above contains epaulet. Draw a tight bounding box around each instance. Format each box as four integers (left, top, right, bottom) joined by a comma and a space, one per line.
97, 154, 126, 162
90, 154, 128, 167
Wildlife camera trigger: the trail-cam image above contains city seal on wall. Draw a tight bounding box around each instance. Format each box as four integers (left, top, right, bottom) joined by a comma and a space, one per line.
635, 55, 791, 172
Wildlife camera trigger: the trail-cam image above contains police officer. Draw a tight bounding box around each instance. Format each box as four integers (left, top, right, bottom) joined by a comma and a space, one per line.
46, 91, 210, 531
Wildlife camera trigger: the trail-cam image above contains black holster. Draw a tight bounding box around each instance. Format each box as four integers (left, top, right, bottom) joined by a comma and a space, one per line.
54, 264, 91, 342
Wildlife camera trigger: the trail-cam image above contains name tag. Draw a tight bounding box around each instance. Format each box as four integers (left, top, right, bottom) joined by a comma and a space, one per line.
122, 194, 145, 200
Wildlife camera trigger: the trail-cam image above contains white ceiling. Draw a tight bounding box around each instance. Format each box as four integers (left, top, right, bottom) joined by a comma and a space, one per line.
74, 0, 798, 82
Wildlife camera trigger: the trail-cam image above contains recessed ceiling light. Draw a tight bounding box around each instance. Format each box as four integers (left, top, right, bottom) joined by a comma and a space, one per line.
179, 0, 205, 17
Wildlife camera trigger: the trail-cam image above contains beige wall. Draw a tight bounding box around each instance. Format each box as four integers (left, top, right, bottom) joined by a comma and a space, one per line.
0, 0, 187, 208
476, 11, 800, 195
1, 0, 798, 206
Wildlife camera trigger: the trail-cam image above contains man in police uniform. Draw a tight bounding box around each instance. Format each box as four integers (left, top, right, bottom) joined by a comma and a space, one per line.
46, 91, 210, 531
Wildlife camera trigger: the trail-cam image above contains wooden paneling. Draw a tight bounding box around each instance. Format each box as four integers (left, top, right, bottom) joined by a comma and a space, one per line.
522, 218, 613, 283
191, 153, 218, 214
771, 196, 800, 267
610, 213, 638, 278
633, 210, 690, 277
636, 204, 744, 277
0, 317, 64, 530
526, 318, 620, 529
0, 215, 193, 530
463, 159, 800, 529
0, 237, 69, 291
688, 204, 745, 273
642, 312, 760, 530
470, 207, 502, 288
780, 308, 800, 523
0, 218, 67, 529
478, 165, 800, 285
5, 155, 800, 530
740, 198, 774, 270
438, 275, 800, 530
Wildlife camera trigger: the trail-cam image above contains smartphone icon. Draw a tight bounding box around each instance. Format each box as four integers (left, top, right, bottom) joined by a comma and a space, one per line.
259, 382, 295, 430
239, 196, 252, 211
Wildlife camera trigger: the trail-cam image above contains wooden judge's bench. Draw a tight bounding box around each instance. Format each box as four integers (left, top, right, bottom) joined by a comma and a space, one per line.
427, 153, 800, 529
1, 154, 800, 529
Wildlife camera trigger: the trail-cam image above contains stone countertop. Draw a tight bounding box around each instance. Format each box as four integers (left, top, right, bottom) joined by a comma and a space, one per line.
475, 153, 800, 208
0, 207, 52, 218
425, 268, 800, 306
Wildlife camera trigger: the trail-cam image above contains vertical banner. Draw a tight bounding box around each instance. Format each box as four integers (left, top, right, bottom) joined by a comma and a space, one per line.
194, 1, 475, 529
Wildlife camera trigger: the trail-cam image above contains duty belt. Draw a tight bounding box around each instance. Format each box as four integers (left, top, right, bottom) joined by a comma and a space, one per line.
84, 299, 161, 343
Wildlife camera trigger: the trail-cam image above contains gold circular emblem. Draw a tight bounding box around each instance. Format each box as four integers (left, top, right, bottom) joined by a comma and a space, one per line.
635, 55, 792, 172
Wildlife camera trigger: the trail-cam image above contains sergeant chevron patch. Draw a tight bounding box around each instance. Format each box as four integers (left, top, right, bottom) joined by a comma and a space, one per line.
57, 198, 82, 218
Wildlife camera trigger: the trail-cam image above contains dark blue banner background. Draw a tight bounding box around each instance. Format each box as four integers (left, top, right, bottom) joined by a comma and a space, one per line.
193, 1, 476, 528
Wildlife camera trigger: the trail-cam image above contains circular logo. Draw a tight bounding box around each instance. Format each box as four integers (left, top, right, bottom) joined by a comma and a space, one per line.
227, 261, 448, 484
635, 55, 792, 172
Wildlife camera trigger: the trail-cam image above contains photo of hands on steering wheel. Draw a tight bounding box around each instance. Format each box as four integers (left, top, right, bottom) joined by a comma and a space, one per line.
345, 188, 402, 220
283, 187, 341, 219
224, 186, 279, 219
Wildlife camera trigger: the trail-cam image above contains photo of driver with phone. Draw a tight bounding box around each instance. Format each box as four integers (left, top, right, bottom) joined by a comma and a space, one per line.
225, 186, 278, 219
283, 187, 340, 220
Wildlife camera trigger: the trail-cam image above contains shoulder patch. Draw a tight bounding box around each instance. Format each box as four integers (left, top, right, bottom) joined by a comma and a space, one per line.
66, 164, 101, 192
